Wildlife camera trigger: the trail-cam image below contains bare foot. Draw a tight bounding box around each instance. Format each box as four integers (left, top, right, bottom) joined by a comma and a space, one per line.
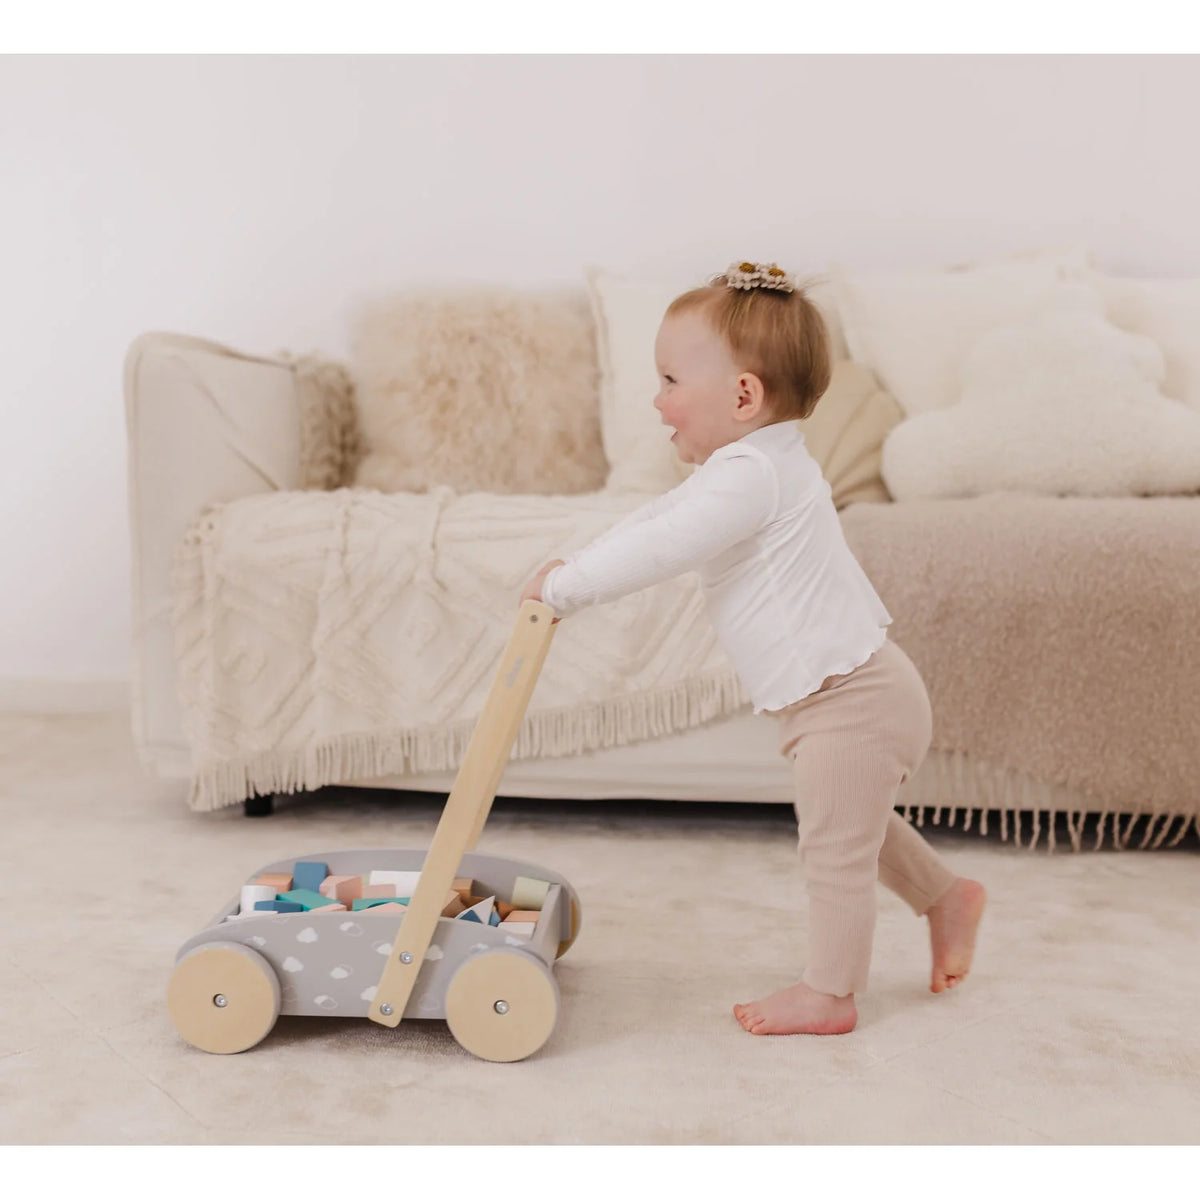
733, 981, 857, 1035
927, 876, 987, 993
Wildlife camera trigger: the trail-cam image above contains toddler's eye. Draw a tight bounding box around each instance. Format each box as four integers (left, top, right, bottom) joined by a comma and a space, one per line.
664, 375, 676, 384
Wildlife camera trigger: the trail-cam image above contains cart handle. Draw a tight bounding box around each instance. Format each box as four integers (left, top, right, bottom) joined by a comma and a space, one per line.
368, 598, 558, 1028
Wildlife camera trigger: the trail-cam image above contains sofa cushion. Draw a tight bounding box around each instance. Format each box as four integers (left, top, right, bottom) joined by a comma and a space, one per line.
830, 248, 1092, 417
880, 284, 1200, 500
349, 288, 608, 496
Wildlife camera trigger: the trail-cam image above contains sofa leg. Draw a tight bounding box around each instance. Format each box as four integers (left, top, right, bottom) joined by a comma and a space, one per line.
244, 794, 275, 818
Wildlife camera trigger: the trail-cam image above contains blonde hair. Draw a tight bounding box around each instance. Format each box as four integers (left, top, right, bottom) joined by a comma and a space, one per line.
665, 269, 832, 421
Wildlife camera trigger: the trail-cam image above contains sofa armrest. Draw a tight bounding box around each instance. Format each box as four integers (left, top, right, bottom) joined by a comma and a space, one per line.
124, 331, 313, 779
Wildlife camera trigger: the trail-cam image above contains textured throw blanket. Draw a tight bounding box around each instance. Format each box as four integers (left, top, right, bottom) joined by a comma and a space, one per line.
840, 493, 1200, 823
171, 486, 746, 811
172, 486, 1200, 824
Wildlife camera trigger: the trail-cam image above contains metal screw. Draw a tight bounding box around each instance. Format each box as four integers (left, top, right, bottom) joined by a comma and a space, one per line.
400, 952, 413, 964
494, 1000, 509, 1015
213, 994, 228, 1008
380, 1003, 394, 1016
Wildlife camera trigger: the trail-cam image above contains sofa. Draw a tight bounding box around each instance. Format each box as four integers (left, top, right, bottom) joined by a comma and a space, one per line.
124, 254, 1200, 851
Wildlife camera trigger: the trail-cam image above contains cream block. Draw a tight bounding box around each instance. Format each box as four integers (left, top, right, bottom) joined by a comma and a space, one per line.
239, 884, 276, 915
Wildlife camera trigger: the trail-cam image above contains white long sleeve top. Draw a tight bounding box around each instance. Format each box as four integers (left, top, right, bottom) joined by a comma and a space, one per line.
540, 421, 892, 713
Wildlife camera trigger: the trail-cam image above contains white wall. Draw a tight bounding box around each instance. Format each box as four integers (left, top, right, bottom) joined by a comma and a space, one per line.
3, 53, 1198, 686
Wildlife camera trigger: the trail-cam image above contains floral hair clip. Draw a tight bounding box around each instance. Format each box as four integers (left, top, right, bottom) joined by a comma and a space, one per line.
724, 261, 796, 293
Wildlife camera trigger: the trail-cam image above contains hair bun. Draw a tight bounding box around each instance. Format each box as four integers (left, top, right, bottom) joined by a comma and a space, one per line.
724, 261, 796, 294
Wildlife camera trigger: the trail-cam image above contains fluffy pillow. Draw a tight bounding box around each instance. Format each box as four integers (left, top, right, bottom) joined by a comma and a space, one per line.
880, 286, 1200, 500
830, 248, 1092, 418
1090, 272, 1200, 412
349, 288, 607, 496
587, 268, 848, 494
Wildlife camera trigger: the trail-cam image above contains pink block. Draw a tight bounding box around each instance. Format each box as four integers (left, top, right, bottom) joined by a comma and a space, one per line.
369, 902, 408, 912
310, 902, 348, 912
362, 883, 396, 899
320, 874, 363, 904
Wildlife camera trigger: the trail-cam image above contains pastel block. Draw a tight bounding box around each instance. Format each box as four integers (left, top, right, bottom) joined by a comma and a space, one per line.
353, 897, 409, 911
511, 876, 551, 910
369, 870, 422, 894
500, 922, 535, 938
502, 910, 541, 924
309, 902, 347, 912
367, 902, 409, 913
456, 896, 495, 925
361, 883, 397, 899
495, 900, 516, 920
452, 877, 477, 898
488, 911, 501, 927
441, 892, 466, 918
255, 872, 293, 892
293, 861, 329, 892
240, 884, 277, 915
254, 900, 303, 913
278, 889, 341, 911
320, 874, 362, 904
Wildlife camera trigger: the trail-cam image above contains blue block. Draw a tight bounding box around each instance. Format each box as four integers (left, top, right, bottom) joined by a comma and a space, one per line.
254, 900, 304, 913
293, 861, 329, 892
459, 910, 482, 923
488, 911, 501, 926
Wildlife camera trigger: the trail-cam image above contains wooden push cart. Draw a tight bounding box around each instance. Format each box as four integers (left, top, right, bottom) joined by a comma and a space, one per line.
167, 600, 581, 1062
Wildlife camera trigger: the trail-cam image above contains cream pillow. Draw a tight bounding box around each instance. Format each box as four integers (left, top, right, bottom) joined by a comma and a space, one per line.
880, 285, 1200, 500
1090, 272, 1200, 412
831, 248, 1093, 417
349, 288, 607, 496
587, 267, 848, 494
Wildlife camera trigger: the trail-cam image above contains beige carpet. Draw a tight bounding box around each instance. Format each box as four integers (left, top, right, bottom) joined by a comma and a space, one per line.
2, 707, 1198, 1145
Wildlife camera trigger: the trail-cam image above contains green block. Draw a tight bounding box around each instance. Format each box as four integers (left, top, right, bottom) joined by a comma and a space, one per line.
278, 888, 342, 911
352, 897, 410, 911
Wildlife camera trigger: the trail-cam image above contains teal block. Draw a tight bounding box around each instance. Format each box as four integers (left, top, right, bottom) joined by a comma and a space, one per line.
278, 888, 339, 911
293, 861, 329, 891
255, 900, 303, 913
352, 897, 409, 911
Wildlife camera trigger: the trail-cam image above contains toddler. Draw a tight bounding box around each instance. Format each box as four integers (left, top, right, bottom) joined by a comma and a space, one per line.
519, 261, 986, 1036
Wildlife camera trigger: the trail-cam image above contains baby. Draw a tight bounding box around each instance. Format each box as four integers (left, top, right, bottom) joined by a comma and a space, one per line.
520, 262, 986, 1035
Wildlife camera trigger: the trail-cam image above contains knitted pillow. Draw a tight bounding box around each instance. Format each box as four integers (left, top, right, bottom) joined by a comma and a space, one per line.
349, 287, 607, 495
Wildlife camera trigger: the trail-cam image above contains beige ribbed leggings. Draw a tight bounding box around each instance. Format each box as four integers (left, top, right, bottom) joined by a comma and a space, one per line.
770, 637, 956, 998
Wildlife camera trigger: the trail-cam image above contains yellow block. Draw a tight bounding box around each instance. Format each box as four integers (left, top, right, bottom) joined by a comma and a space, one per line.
511, 876, 551, 910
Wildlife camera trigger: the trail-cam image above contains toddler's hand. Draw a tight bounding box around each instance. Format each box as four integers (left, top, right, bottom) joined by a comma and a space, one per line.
520, 560, 565, 623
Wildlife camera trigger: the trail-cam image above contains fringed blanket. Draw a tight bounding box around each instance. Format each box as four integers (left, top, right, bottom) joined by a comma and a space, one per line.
172, 486, 1200, 831
840, 493, 1200, 827
171, 486, 747, 811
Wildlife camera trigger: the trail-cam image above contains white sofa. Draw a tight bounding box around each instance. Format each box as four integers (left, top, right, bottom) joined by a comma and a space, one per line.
124, 263, 1200, 851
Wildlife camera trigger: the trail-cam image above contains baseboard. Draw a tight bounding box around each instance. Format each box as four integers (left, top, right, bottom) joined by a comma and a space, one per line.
0, 677, 131, 714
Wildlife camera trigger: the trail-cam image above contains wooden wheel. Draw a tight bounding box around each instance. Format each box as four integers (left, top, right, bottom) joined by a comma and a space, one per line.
444, 949, 558, 1062
556, 894, 582, 959
167, 943, 280, 1054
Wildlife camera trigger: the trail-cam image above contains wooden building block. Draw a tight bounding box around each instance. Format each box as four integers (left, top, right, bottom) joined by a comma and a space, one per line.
240, 884, 277, 915
500, 922, 535, 938
501, 910, 541, 924
278, 889, 341, 911
367, 902, 408, 913
452, 877, 477, 899
441, 892, 467, 918
361, 883, 397, 899
255, 872, 293, 892
369, 870, 422, 894
293, 861, 329, 892
456, 895, 496, 925
309, 902, 347, 912
319, 874, 362, 904
495, 900, 516, 920
511, 876, 551, 910
254, 900, 303, 913
353, 897, 409, 911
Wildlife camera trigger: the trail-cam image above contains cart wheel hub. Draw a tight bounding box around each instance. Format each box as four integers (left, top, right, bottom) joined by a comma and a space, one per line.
494, 1000, 509, 1015
213, 994, 228, 1008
